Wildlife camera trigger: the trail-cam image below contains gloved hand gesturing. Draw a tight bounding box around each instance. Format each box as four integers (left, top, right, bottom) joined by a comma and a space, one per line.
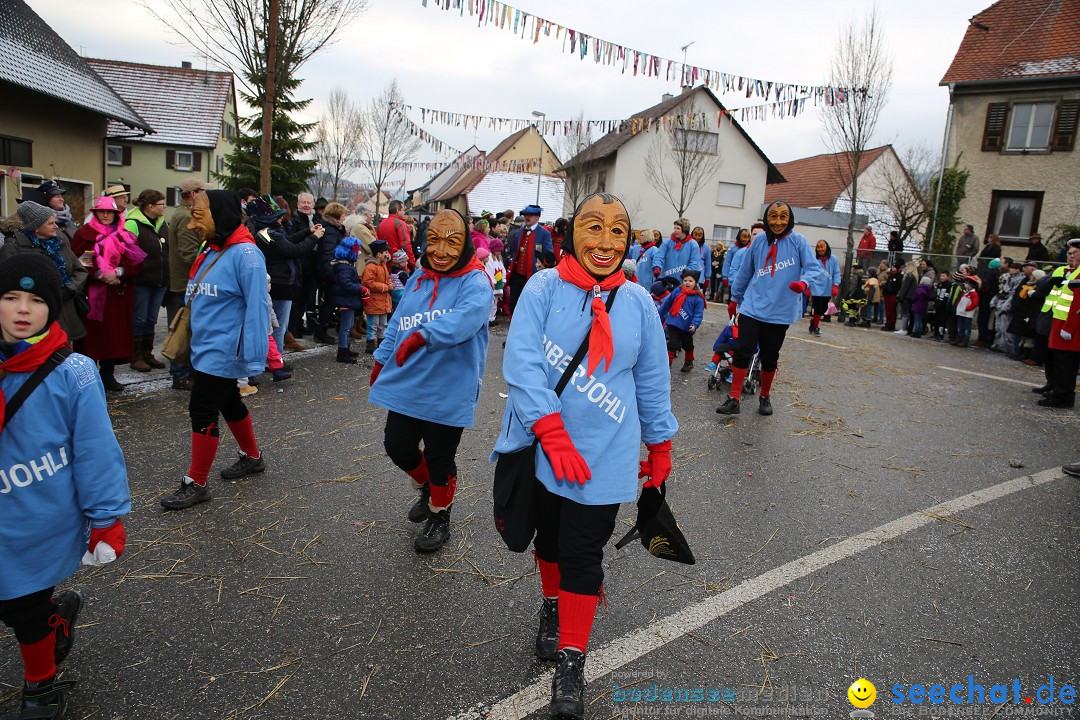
789, 281, 809, 296
638, 440, 672, 489
727, 301, 737, 318
82, 519, 125, 566
831, 284, 839, 298
653, 267, 661, 278
370, 361, 383, 387
395, 331, 426, 366
532, 413, 591, 484
1062, 329, 1073, 342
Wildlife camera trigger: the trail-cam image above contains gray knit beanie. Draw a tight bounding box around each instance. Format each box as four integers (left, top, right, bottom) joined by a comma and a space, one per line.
16, 201, 56, 234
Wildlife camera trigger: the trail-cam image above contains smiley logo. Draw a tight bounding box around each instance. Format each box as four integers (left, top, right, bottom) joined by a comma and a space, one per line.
848, 678, 876, 708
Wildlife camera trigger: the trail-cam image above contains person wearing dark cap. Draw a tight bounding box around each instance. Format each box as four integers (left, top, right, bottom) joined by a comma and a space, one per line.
1026, 233, 1049, 263
494, 192, 677, 720
37, 181, 77, 245
369, 209, 493, 554
159, 190, 270, 510
717, 201, 825, 417
506, 204, 554, 314
0, 253, 131, 720
1, 200, 88, 344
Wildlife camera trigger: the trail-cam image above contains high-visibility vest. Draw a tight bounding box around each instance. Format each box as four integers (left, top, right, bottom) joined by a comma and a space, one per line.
1041, 265, 1080, 320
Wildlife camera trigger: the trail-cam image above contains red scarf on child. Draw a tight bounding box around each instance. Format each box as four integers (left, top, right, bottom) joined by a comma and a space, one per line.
556, 256, 625, 377
414, 256, 487, 309
668, 287, 706, 318
0, 322, 69, 434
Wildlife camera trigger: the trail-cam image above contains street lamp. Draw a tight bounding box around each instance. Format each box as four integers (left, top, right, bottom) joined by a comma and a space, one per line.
531, 110, 546, 205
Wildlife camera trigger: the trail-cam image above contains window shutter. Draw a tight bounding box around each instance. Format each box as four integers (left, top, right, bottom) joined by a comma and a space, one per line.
982, 102, 1008, 151
166, 187, 177, 206
122, 145, 132, 166
166, 149, 175, 169
193, 152, 202, 171
1051, 99, 1079, 151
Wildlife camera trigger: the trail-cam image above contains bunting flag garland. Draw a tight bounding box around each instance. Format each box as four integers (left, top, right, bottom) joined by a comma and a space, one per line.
356, 157, 547, 173
418, 0, 861, 103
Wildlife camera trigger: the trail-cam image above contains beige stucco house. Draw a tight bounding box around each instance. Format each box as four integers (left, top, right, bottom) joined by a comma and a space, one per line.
940, 0, 1079, 254
560, 86, 782, 244
86, 58, 238, 208
0, 1, 151, 219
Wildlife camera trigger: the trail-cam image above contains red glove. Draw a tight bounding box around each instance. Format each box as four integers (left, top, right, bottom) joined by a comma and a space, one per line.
722, 278, 729, 287
369, 361, 383, 387
789, 281, 808, 296
638, 440, 672, 489
831, 284, 839, 298
88, 519, 126, 559
395, 331, 426, 366
652, 266, 661, 277
727, 301, 737, 317
532, 413, 591, 484
702, 279, 710, 291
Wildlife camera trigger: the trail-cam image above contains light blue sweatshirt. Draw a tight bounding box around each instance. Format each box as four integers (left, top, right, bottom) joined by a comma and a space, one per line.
809, 255, 841, 297
636, 245, 660, 288
493, 271, 678, 505
655, 238, 702, 280
731, 231, 826, 325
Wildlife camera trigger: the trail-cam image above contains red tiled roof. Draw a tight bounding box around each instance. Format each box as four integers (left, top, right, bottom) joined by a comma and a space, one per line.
941, 0, 1080, 85
764, 146, 889, 208
431, 127, 557, 203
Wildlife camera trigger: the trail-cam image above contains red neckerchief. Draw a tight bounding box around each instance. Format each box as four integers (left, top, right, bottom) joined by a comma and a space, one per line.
671, 233, 688, 251
0, 322, 69, 434
188, 225, 256, 279
669, 287, 706, 318
820, 256, 828, 269
762, 232, 789, 276
556, 256, 625, 377
414, 256, 487, 309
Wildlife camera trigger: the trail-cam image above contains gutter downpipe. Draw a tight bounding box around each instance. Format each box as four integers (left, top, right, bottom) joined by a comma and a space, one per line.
928, 82, 955, 248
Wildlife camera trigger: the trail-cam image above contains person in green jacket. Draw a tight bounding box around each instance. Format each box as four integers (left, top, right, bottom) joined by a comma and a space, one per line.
124, 189, 171, 373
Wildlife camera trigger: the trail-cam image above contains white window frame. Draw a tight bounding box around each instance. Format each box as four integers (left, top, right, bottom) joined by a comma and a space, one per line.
106, 145, 124, 166
174, 150, 194, 171
716, 181, 745, 208
674, 129, 719, 155
1006, 101, 1056, 151
712, 225, 738, 242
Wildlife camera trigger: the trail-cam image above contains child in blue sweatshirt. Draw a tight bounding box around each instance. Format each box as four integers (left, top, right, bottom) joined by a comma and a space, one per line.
0, 253, 131, 719
657, 270, 706, 372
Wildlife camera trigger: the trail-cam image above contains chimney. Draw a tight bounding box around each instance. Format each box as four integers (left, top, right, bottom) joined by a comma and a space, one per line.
661, 93, 674, 102
181, 61, 192, 69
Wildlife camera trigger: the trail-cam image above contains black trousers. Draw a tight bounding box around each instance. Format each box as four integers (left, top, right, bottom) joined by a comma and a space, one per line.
189, 371, 249, 435
810, 296, 830, 316
0, 588, 54, 645
1050, 348, 1079, 403
383, 410, 463, 487
665, 326, 694, 354
508, 272, 528, 315
532, 482, 619, 596
732, 314, 788, 372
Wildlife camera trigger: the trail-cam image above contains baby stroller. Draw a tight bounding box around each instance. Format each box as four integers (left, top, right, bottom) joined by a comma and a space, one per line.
706, 314, 761, 395
841, 296, 867, 326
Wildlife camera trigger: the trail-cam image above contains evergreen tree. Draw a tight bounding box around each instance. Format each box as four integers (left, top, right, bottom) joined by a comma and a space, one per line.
220, 71, 316, 196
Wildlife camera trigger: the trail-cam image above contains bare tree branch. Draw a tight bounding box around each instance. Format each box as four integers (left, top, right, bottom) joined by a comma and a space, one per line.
821, 4, 893, 290
879, 143, 936, 245
359, 80, 422, 221
643, 101, 722, 217
312, 86, 364, 201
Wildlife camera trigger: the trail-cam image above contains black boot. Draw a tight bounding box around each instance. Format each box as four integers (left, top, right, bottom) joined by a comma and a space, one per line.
365, 339, 376, 354
535, 597, 559, 661
20, 676, 76, 720
414, 508, 451, 553
550, 649, 586, 719
99, 361, 123, 392
336, 347, 357, 364
1031, 384, 1054, 394
758, 396, 773, 416
51, 590, 83, 666
716, 396, 740, 415
407, 484, 431, 523
680, 359, 693, 373
313, 327, 335, 344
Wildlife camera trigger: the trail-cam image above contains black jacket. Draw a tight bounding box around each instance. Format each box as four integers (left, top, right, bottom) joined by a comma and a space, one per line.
288, 212, 323, 276
318, 221, 346, 282
254, 222, 318, 301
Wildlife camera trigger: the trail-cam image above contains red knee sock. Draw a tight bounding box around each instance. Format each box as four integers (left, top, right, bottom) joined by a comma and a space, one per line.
558, 590, 599, 653
188, 429, 220, 486
811, 314, 821, 329
711, 353, 721, 364
667, 352, 675, 365
406, 456, 429, 489
226, 415, 260, 459
729, 367, 748, 400
429, 475, 457, 511
760, 369, 776, 397
537, 558, 561, 598
20, 634, 56, 683
685, 350, 694, 361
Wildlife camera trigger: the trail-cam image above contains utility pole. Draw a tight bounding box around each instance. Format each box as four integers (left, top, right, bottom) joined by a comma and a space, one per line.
260, 0, 279, 195
680, 41, 695, 88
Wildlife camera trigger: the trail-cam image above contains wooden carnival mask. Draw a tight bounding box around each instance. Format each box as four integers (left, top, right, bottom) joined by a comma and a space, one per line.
188, 191, 215, 240
426, 209, 467, 272
764, 201, 794, 241
572, 194, 629, 278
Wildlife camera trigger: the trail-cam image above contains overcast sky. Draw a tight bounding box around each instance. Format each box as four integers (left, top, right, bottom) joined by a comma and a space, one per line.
27, 0, 988, 188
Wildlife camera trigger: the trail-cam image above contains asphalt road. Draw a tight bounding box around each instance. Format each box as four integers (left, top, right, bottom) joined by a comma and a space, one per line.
2, 305, 1077, 720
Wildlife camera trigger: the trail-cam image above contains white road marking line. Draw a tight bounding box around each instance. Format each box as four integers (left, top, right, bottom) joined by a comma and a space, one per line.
448, 467, 1068, 720
789, 335, 848, 350
937, 365, 1039, 387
